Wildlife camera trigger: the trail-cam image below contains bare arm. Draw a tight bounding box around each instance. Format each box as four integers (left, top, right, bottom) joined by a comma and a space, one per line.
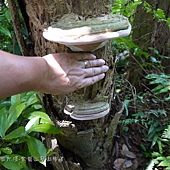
0, 50, 108, 98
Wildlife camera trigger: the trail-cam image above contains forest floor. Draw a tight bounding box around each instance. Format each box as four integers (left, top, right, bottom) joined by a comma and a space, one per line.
30, 75, 157, 170
112, 117, 149, 170
31, 108, 150, 170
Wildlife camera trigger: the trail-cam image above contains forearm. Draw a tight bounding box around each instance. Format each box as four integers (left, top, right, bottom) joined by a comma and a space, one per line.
0, 50, 108, 98
0, 50, 47, 98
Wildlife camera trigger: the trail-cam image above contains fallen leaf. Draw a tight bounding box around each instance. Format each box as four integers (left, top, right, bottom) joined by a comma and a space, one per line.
122, 144, 129, 151
132, 159, 139, 169
114, 158, 126, 169
121, 150, 136, 159
123, 160, 133, 168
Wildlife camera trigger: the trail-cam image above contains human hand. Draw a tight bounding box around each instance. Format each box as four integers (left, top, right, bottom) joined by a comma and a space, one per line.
41, 53, 109, 95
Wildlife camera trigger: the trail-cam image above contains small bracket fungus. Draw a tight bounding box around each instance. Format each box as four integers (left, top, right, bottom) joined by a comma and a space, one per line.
43, 13, 131, 51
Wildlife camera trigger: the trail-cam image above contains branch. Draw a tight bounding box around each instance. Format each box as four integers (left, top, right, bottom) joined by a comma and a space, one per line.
7, 0, 28, 55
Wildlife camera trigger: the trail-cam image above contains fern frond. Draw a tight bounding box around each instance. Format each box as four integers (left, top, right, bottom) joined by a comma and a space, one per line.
162, 125, 170, 139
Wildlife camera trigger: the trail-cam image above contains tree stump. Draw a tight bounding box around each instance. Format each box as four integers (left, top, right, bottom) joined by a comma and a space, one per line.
21, 0, 124, 168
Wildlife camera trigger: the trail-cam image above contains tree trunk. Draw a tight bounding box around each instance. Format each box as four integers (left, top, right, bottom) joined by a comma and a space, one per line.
12, 0, 124, 169
128, 0, 170, 87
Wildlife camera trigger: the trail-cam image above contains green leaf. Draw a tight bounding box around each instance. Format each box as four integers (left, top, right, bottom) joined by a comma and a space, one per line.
159, 86, 169, 94
3, 126, 27, 140
28, 111, 53, 124
140, 144, 146, 152
157, 140, 163, 154
1, 147, 12, 154
7, 103, 25, 130
26, 136, 46, 166
0, 107, 8, 137
30, 124, 62, 134
25, 116, 40, 133
25, 93, 39, 108
5, 10, 11, 23
11, 137, 27, 144
162, 125, 170, 139
166, 168, 170, 170
123, 100, 132, 116
151, 135, 158, 148
154, 8, 166, 21
0, 154, 27, 170
148, 124, 155, 135
167, 17, 170, 28
158, 159, 170, 167
165, 95, 170, 101
152, 84, 164, 92
33, 104, 42, 110
0, 103, 25, 138
152, 152, 161, 157
146, 159, 159, 170
143, 1, 152, 13
148, 47, 159, 55
11, 94, 21, 106
0, 26, 11, 38
46, 149, 56, 157
151, 56, 160, 63
0, 101, 11, 109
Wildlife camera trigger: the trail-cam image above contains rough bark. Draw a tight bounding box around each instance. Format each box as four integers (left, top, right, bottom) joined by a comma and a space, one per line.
16, 0, 123, 169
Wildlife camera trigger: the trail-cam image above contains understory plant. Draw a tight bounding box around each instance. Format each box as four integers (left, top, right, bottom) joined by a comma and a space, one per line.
0, 92, 61, 170
115, 55, 170, 169
114, 47, 170, 169
112, 1, 170, 169
0, 3, 63, 170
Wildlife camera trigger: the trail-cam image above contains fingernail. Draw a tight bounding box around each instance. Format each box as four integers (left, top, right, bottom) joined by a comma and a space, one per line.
99, 59, 105, 64
101, 73, 105, 79
103, 65, 109, 72
90, 54, 96, 59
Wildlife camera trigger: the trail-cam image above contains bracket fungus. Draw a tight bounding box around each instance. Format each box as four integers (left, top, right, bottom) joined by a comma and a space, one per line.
43, 13, 131, 52
64, 101, 110, 120
43, 13, 131, 120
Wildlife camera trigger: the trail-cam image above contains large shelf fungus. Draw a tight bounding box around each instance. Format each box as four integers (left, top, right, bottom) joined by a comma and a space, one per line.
64, 101, 110, 120
43, 13, 131, 52
43, 13, 131, 120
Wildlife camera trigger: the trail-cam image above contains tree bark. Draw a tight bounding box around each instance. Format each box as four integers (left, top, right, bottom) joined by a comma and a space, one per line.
14, 0, 124, 169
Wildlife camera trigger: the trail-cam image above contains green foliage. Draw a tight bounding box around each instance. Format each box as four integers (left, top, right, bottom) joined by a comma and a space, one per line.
0, 0, 169, 169
0, 3, 62, 170
143, 1, 170, 28
112, 1, 170, 169
162, 125, 170, 140
0, 4, 13, 52
146, 73, 170, 101
133, 73, 170, 169
118, 72, 170, 168
147, 152, 170, 170
112, 0, 142, 18
0, 92, 62, 170
118, 75, 170, 169
0, 2, 28, 54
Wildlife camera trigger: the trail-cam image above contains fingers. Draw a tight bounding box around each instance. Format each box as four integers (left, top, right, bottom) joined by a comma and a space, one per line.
78, 73, 106, 88
80, 59, 106, 69
76, 53, 96, 60
84, 65, 109, 77
85, 59, 106, 68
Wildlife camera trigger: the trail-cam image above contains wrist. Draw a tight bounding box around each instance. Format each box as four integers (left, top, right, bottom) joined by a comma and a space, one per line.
21, 56, 49, 93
